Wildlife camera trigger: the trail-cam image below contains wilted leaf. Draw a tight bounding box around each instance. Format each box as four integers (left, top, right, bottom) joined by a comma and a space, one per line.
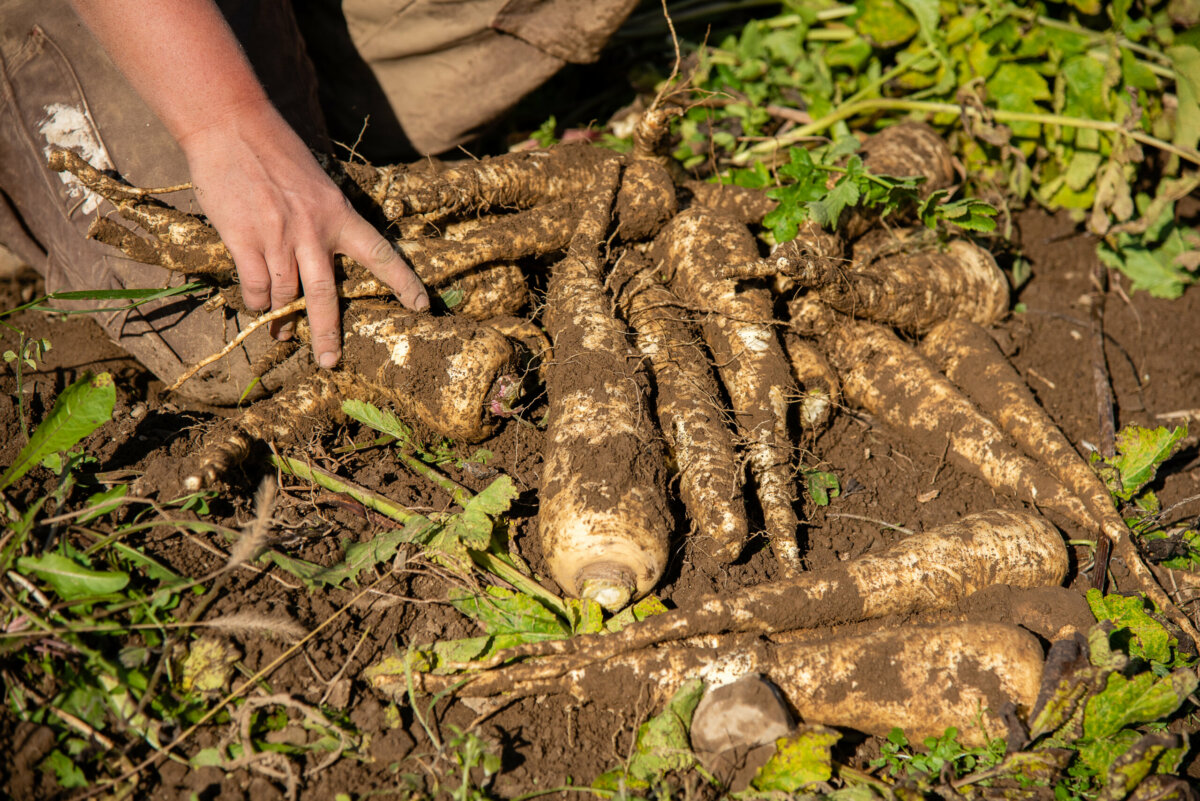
1083, 669, 1198, 741
180, 638, 239, 697
606, 595, 669, 633
450, 586, 568, 639
751, 726, 840, 792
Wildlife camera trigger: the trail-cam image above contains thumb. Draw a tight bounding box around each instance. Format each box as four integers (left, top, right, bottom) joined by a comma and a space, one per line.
340, 214, 430, 311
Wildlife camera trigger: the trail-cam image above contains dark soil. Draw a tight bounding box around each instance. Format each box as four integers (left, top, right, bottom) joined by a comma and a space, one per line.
3, 204, 1200, 799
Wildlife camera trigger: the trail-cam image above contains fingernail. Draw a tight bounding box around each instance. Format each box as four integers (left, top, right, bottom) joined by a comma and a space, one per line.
414, 291, 430, 311
274, 323, 294, 341
318, 350, 339, 369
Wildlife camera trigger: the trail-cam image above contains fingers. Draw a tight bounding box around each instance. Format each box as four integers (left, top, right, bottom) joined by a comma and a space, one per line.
297, 247, 342, 369
339, 214, 429, 311
267, 250, 301, 341
232, 246, 272, 311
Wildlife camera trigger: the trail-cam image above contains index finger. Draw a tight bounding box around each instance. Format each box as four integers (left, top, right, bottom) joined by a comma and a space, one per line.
339, 214, 429, 311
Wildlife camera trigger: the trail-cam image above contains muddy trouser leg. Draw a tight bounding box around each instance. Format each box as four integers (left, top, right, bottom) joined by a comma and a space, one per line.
0, 0, 326, 405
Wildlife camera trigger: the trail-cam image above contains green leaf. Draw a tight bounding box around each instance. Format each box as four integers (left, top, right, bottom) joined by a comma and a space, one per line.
78, 484, 128, 523
449, 586, 569, 639
0, 372, 115, 489
986, 64, 1051, 139
40, 750, 88, 789
606, 595, 669, 633
1098, 240, 1195, 299
1091, 425, 1187, 502
434, 475, 519, 555
855, 0, 919, 48
806, 471, 840, 506
1085, 590, 1176, 666
751, 726, 840, 792
594, 679, 705, 790
1167, 45, 1200, 151
16, 553, 129, 600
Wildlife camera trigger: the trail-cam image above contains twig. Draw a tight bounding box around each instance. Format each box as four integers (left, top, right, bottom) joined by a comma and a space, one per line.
1089, 263, 1116, 591
824, 512, 914, 535
165, 299, 306, 392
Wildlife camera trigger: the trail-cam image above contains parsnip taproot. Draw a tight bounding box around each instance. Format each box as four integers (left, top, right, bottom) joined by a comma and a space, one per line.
415, 509, 1067, 691
827, 233, 1009, 334
920, 318, 1200, 643
381, 623, 1045, 748
657, 207, 802, 568
613, 249, 749, 563
826, 315, 1096, 530
184, 307, 524, 489
538, 164, 672, 611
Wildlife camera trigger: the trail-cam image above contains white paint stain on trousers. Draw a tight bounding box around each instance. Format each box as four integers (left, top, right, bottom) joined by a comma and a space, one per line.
38, 102, 113, 216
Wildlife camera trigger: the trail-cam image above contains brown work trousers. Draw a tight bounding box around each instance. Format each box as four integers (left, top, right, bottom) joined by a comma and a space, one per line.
0, 0, 634, 403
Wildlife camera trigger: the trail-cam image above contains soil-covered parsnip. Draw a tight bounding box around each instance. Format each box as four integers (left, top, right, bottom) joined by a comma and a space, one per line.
613, 248, 748, 563
443, 509, 1065, 685
827, 315, 1097, 529
398, 623, 1044, 747
783, 331, 839, 429
394, 200, 577, 285
184, 372, 343, 490
538, 163, 672, 612
184, 308, 523, 489
50, 147, 236, 281
824, 233, 1010, 334
373, 144, 619, 219
920, 319, 1200, 643
338, 301, 522, 443
442, 263, 529, 319
656, 207, 801, 568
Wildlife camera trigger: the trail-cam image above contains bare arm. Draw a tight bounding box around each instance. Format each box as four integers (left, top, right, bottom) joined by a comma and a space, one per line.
70, 0, 428, 368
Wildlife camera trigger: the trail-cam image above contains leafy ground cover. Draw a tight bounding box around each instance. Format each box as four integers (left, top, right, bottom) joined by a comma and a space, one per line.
4, 1, 1200, 799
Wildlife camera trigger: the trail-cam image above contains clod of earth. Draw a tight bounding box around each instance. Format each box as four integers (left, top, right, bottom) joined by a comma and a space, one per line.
49, 116, 1197, 647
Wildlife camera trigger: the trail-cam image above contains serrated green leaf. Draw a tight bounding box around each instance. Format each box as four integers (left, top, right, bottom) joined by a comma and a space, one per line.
1098, 241, 1195, 298
594, 679, 705, 790
751, 726, 840, 792
1097, 425, 1187, 501
40, 750, 88, 789
450, 586, 569, 638
1, 372, 115, 489
16, 553, 129, 600
437, 475, 519, 554
1085, 590, 1175, 666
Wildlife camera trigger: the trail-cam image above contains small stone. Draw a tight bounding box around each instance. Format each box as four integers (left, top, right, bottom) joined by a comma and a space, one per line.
690, 674, 793, 756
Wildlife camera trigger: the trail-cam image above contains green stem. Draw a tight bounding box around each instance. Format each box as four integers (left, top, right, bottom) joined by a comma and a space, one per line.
1034, 15, 1173, 66
843, 43, 935, 106
271, 454, 417, 524
735, 98, 1200, 168
470, 550, 567, 619
396, 451, 473, 509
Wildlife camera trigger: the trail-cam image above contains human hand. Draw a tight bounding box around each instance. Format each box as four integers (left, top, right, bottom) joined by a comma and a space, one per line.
180, 104, 428, 368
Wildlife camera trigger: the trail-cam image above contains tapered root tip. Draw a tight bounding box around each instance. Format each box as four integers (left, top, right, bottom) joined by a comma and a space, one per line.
577, 563, 637, 612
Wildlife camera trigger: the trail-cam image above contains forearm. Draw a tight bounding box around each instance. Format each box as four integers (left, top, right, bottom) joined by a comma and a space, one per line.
69, 0, 280, 146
